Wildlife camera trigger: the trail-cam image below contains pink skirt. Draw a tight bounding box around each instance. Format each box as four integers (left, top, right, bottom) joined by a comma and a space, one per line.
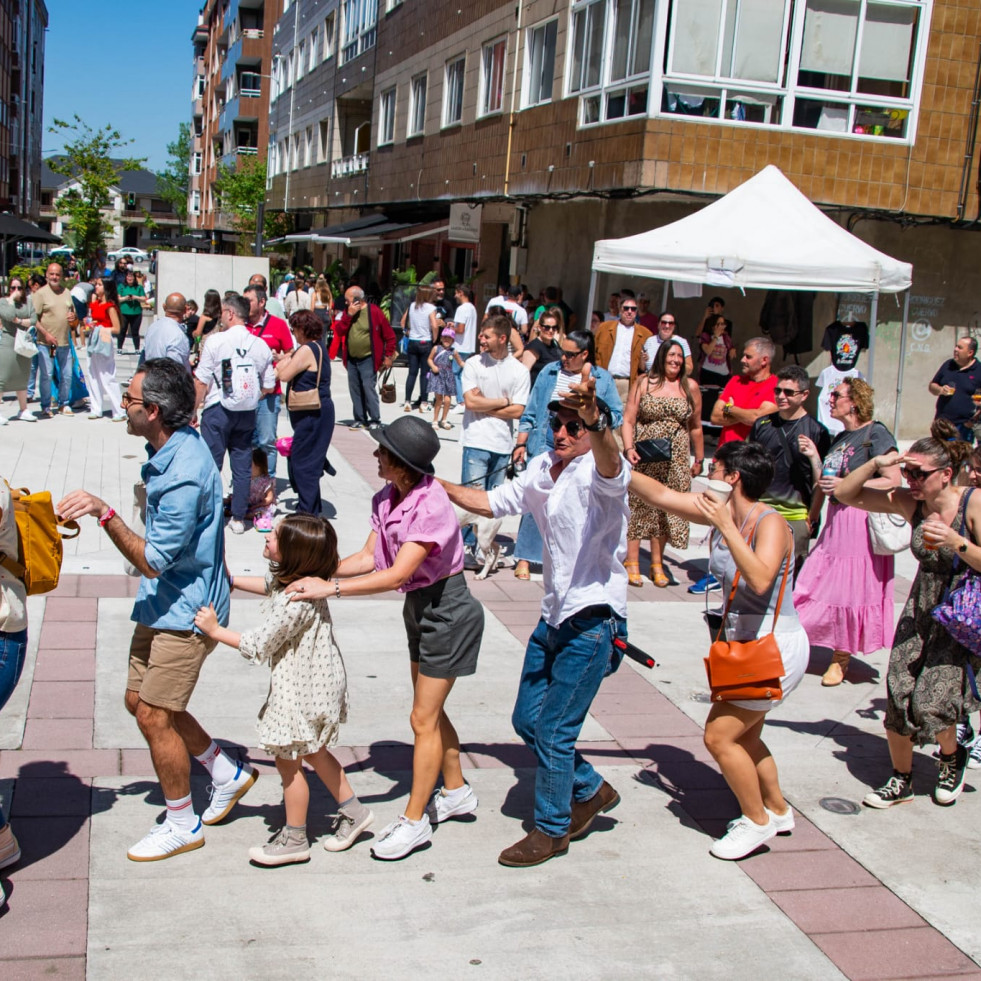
793, 502, 895, 655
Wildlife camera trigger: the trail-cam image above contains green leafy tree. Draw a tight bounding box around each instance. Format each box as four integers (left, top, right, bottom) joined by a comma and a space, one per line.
157, 122, 191, 234
214, 156, 268, 256
47, 116, 145, 273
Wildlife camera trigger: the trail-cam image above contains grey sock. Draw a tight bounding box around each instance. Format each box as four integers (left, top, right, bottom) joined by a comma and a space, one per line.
339, 798, 369, 822
286, 823, 307, 840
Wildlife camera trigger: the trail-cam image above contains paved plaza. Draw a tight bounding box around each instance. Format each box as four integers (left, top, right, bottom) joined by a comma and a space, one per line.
1, 356, 980, 980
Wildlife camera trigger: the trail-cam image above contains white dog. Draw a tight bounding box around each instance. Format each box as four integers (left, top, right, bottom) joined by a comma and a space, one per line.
454, 507, 503, 579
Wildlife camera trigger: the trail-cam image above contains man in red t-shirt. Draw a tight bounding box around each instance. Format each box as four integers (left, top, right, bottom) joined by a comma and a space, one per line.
710, 337, 778, 445
244, 285, 294, 475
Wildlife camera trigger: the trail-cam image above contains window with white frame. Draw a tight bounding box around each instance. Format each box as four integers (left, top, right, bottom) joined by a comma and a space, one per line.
523, 19, 557, 107
190, 189, 201, 214
654, 0, 928, 142
320, 120, 331, 158
192, 151, 202, 175
304, 126, 314, 166
297, 40, 306, 80
341, 0, 378, 63
309, 27, 320, 70
408, 73, 427, 136
480, 38, 507, 116
444, 56, 466, 126
379, 86, 396, 144
324, 14, 336, 59
195, 74, 205, 99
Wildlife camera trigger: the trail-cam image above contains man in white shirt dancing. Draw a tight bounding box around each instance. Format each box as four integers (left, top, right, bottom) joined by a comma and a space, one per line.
441, 366, 629, 867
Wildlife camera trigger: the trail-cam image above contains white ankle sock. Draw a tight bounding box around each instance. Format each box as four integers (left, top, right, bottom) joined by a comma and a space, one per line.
442, 784, 468, 801
194, 741, 240, 785
166, 793, 198, 831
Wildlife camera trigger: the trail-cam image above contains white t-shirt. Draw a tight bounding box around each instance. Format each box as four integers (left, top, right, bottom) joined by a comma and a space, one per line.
607, 323, 635, 377
453, 301, 478, 352
194, 323, 275, 411
643, 333, 692, 370
816, 365, 864, 434
486, 297, 528, 329
406, 302, 436, 342
461, 353, 531, 454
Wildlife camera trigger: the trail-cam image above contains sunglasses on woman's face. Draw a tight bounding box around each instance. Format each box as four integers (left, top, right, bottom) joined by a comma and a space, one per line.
901, 466, 941, 483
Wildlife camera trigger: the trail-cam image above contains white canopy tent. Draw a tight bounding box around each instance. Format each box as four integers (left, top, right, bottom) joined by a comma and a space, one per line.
587, 166, 914, 432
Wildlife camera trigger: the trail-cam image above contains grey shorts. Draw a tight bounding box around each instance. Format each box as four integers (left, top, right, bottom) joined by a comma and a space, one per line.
403, 572, 484, 679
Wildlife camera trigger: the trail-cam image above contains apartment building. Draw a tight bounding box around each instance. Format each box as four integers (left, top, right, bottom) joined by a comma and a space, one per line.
190, 0, 282, 241
263, 0, 979, 434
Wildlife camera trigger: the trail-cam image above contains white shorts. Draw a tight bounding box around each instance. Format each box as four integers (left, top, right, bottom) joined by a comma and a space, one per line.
727, 625, 810, 713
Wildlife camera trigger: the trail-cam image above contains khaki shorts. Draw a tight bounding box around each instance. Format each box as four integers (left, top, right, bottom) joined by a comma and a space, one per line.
127, 623, 217, 713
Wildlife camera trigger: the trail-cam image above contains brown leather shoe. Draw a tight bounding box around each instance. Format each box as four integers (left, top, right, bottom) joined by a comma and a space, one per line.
569, 780, 621, 840
498, 828, 569, 868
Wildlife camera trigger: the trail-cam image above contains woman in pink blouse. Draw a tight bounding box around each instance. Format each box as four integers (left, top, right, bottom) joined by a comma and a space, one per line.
286, 415, 484, 861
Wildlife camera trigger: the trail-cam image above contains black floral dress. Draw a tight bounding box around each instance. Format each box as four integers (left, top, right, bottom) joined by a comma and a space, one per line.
885, 491, 980, 745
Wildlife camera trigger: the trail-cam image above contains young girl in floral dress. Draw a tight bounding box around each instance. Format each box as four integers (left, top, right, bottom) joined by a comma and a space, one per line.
195, 513, 372, 865
427, 328, 464, 430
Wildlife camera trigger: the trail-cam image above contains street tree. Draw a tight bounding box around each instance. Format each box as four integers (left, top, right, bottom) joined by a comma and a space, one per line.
214, 156, 267, 256
47, 116, 145, 274
157, 122, 191, 235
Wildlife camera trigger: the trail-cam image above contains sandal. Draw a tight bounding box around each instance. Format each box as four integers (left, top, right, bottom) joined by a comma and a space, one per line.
649, 564, 670, 588
514, 561, 531, 581
625, 561, 644, 588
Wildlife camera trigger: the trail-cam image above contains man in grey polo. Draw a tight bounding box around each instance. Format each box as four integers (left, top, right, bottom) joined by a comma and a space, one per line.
141, 293, 192, 372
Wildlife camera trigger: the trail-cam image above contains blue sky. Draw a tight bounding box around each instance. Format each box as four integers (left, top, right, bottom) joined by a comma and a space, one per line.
42, 0, 204, 172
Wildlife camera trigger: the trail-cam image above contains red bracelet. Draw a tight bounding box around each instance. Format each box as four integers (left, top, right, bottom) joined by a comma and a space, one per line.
98, 507, 116, 528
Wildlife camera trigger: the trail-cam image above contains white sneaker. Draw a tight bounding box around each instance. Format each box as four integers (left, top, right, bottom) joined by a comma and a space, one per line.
370, 813, 432, 860
228, 519, 246, 535
111, 413, 127, 422
765, 805, 795, 835
88, 412, 102, 420
16, 410, 37, 423
127, 818, 205, 862
428, 784, 479, 823
0, 414, 7, 426
710, 815, 776, 860
201, 762, 258, 825
450, 402, 466, 414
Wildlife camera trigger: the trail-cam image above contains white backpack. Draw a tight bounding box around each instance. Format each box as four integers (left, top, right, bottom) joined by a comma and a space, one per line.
217, 337, 261, 412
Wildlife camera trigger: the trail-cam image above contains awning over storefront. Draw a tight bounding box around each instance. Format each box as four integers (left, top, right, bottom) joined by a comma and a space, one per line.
0, 214, 61, 243
269, 213, 452, 248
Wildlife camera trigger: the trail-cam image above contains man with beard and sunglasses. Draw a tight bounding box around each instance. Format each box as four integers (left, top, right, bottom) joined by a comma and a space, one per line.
441, 364, 629, 868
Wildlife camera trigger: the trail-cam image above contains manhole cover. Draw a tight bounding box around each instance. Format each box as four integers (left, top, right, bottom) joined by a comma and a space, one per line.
690, 690, 713, 703
819, 796, 861, 815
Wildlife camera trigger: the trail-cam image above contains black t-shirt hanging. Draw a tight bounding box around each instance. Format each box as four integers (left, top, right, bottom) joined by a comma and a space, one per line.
822, 321, 869, 371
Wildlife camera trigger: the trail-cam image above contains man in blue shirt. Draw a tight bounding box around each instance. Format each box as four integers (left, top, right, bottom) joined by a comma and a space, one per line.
140, 293, 192, 372
58, 358, 257, 862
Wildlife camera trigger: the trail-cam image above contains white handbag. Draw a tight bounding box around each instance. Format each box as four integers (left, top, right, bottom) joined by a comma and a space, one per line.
14, 328, 37, 358
868, 510, 911, 555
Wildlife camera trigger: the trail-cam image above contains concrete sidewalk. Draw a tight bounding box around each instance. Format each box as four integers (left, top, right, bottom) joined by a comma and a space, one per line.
1, 367, 979, 981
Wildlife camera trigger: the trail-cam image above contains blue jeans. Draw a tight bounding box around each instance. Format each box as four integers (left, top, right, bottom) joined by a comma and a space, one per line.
461, 446, 508, 548
453, 351, 474, 403
0, 627, 26, 827
405, 339, 433, 405
38, 344, 72, 410
26, 354, 38, 398
253, 393, 281, 476
200, 403, 256, 520
346, 356, 380, 426
515, 511, 544, 565
512, 612, 626, 837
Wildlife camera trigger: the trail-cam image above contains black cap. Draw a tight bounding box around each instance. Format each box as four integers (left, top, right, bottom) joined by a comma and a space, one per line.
546, 397, 613, 426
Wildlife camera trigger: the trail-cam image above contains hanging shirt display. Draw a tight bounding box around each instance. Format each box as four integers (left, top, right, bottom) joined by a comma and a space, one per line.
821, 321, 869, 371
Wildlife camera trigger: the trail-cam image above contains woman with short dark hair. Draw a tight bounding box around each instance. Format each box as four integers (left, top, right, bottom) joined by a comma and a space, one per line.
284, 415, 484, 861
630, 440, 808, 860
275, 310, 334, 515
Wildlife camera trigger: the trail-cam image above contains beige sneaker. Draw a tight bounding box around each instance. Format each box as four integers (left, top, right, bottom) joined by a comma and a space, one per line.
0, 823, 22, 870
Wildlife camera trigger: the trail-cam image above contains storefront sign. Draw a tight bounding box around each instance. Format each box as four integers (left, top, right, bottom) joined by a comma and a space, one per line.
449, 203, 482, 243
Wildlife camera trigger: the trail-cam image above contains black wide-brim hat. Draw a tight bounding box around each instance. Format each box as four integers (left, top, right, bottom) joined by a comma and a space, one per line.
370, 415, 440, 475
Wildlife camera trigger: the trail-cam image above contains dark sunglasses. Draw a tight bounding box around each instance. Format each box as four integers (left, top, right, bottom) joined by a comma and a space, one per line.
659, 319, 675, 325
540, 323, 557, 331
901, 466, 941, 482
560, 348, 585, 359
620, 305, 637, 311
828, 391, 849, 401
549, 416, 585, 437
774, 386, 803, 396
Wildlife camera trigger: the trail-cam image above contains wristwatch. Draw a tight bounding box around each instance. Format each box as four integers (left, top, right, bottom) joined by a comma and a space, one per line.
959, 539, 969, 553
584, 413, 608, 432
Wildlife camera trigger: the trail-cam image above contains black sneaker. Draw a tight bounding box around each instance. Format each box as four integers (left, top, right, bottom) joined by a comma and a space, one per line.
934, 746, 968, 806
863, 771, 913, 808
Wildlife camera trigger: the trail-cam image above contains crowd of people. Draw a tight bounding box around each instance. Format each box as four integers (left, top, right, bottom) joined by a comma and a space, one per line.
2, 269, 981, 907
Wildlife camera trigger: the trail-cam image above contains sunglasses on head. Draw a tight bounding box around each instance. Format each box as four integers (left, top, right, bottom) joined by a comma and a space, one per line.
549, 415, 585, 437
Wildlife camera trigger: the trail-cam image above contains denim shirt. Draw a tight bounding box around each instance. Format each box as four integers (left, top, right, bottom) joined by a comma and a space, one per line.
132, 427, 230, 631
517, 361, 624, 458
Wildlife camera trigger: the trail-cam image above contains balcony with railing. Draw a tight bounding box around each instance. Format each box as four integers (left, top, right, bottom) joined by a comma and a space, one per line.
331, 152, 369, 179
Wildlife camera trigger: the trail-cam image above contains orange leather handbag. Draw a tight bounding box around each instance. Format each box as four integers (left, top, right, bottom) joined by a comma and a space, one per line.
703, 526, 792, 703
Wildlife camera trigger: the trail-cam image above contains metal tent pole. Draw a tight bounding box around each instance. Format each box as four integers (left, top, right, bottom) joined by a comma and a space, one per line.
586, 268, 598, 328
893, 288, 911, 437
867, 292, 880, 384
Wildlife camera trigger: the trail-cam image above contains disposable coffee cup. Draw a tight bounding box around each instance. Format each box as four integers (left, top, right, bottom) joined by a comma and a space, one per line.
704, 480, 733, 503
